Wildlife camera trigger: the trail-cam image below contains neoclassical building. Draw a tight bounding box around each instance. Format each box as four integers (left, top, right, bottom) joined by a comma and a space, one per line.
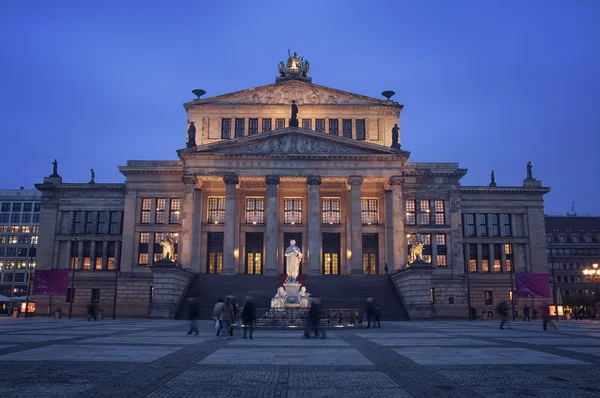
33, 53, 550, 319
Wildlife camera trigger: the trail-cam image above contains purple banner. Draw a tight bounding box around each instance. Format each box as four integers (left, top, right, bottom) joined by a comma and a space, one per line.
32, 270, 69, 295
516, 273, 551, 298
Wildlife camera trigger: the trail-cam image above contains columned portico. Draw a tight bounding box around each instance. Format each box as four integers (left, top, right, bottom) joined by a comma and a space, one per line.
264, 175, 280, 275
348, 175, 364, 274
180, 174, 197, 270
307, 176, 322, 275
222, 173, 238, 274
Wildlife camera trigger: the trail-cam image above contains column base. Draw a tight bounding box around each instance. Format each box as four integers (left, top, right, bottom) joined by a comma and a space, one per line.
263, 270, 279, 276
220, 270, 237, 276
350, 269, 366, 275
307, 270, 322, 276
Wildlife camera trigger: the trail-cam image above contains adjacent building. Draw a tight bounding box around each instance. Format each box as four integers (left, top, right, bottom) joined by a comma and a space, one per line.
32, 53, 551, 318
0, 188, 40, 307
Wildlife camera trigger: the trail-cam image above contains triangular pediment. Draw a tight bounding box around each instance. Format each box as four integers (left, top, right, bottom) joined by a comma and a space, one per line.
180, 128, 408, 157
184, 80, 401, 107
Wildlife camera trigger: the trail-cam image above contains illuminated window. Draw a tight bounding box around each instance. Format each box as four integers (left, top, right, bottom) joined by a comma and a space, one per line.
246, 197, 264, 224
5, 260, 15, 269
356, 119, 366, 140
138, 252, 148, 266
70, 242, 78, 269
29, 260, 36, 269
110, 212, 120, 233
329, 119, 339, 136
469, 243, 478, 272
82, 242, 91, 270
208, 197, 226, 224
247, 253, 261, 274
275, 118, 285, 129
16, 260, 26, 269
315, 119, 325, 132
207, 232, 224, 274
437, 255, 447, 266
503, 214, 512, 236
83, 257, 91, 270
21, 225, 30, 233
342, 119, 352, 138
8, 236, 17, 244
325, 253, 339, 275
221, 118, 231, 139
436, 234, 447, 267
248, 118, 258, 135
422, 234, 432, 263
479, 214, 488, 237
85, 212, 94, 234
155, 198, 166, 224
97, 212, 107, 233
484, 291, 493, 305
509, 290, 517, 305
322, 198, 341, 225
419, 200, 430, 225
302, 119, 312, 130
140, 198, 151, 224
434, 200, 445, 225
73, 211, 83, 233
494, 244, 502, 272
361, 199, 378, 225
0, 225, 7, 232
482, 244, 490, 272
284, 198, 302, 224
10, 225, 19, 233
262, 118, 272, 132
107, 241, 116, 270
138, 232, 149, 265
405, 200, 416, 225
505, 243, 513, 272
466, 214, 476, 236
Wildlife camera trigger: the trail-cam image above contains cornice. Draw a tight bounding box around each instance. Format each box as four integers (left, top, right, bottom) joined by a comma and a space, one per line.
35, 183, 125, 193
460, 186, 551, 194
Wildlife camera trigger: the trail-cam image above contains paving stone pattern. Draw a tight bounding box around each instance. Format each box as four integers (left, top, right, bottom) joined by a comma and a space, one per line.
0, 317, 599, 397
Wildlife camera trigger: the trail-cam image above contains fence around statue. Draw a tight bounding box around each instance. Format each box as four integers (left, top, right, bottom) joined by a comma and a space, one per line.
245, 308, 363, 329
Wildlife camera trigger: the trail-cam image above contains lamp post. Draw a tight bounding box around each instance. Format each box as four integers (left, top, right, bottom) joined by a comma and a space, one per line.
508, 241, 516, 321
68, 239, 77, 319
550, 254, 559, 322
24, 243, 34, 318
583, 263, 600, 316
112, 253, 118, 320
465, 244, 473, 321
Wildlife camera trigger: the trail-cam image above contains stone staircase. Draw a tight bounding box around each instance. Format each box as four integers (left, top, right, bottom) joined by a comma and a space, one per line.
177, 274, 409, 321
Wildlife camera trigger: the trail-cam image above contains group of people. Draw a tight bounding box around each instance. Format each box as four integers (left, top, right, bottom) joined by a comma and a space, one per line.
187, 296, 257, 339
365, 297, 382, 328
496, 301, 558, 331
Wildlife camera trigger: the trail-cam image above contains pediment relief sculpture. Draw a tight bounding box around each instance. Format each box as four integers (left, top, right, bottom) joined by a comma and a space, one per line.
221, 134, 371, 155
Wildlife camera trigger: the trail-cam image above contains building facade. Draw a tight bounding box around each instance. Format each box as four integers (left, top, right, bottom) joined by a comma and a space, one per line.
33, 54, 551, 318
546, 215, 600, 306
0, 188, 40, 308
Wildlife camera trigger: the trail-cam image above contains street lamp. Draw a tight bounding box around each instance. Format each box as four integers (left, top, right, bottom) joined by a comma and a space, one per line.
24, 243, 34, 318
583, 263, 600, 303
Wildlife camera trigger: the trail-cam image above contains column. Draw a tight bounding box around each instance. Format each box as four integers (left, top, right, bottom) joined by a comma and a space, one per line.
102, 241, 108, 270
66, 240, 72, 269
191, 188, 202, 272
264, 175, 280, 276
120, 188, 137, 272
348, 176, 363, 274
489, 243, 495, 273
114, 241, 121, 270
389, 176, 405, 271
385, 190, 394, 271
90, 242, 96, 271
222, 173, 238, 274
179, 174, 197, 269
307, 176, 322, 275
52, 240, 60, 269
77, 241, 83, 270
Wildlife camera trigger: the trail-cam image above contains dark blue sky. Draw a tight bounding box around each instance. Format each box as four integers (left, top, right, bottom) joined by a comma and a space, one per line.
1, 1, 598, 214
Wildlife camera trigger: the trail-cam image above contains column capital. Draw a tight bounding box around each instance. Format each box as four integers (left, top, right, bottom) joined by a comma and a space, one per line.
307, 176, 322, 185
181, 174, 197, 186
223, 173, 239, 185
389, 176, 405, 186
348, 175, 363, 185
265, 175, 280, 186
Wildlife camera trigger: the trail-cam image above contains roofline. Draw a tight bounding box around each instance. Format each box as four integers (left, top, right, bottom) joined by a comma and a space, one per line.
460, 186, 551, 194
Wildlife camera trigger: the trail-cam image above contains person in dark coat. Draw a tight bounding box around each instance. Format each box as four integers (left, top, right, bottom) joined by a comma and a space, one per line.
87, 301, 97, 321
303, 298, 326, 339
365, 298, 375, 328
373, 302, 382, 328
186, 298, 199, 336
241, 296, 256, 339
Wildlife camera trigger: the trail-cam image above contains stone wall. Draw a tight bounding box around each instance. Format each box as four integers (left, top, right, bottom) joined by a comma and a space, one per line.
431, 278, 468, 318
391, 263, 435, 320
148, 265, 196, 319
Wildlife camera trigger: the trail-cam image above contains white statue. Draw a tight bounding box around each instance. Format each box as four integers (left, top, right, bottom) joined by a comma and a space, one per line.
284, 239, 303, 281
159, 234, 176, 261
270, 286, 288, 309
297, 286, 311, 308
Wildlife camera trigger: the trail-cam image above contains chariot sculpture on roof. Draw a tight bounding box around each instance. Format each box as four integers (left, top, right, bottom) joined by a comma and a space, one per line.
278, 49, 310, 78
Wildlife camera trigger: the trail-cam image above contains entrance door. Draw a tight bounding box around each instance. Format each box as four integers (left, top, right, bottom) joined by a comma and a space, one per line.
322, 233, 340, 275
206, 232, 224, 274
362, 233, 379, 274
245, 232, 264, 274
283, 232, 302, 275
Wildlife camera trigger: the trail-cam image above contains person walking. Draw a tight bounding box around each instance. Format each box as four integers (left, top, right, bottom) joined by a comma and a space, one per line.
497, 301, 510, 329
218, 297, 234, 340
241, 296, 256, 339
212, 298, 224, 336
540, 303, 558, 331
365, 298, 375, 328
186, 298, 199, 336
87, 301, 97, 321
523, 303, 530, 321
373, 302, 382, 328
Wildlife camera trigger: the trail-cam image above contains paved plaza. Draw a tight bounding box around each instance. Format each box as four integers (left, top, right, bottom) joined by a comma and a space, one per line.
0, 317, 599, 397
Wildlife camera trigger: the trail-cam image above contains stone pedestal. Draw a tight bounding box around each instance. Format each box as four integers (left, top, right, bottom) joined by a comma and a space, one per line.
391, 259, 436, 320
148, 263, 195, 319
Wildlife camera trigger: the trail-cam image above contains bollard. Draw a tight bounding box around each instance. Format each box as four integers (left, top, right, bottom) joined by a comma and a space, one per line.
55, 309, 62, 319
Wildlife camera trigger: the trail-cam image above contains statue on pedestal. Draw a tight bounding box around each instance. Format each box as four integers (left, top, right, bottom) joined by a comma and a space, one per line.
297, 286, 311, 308
187, 122, 196, 148
391, 124, 400, 150
284, 239, 302, 282
409, 235, 424, 263
51, 159, 59, 177
290, 100, 299, 127
159, 234, 177, 261
89, 169, 96, 184
526, 161, 533, 180
489, 170, 496, 187
271, 287, 288, 309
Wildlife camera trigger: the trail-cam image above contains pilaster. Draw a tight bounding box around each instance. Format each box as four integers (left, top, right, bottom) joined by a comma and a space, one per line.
265, 175, 280, 276
307, 176, 322, 275
389, 176, 405, 271
120, 188, 138, 272
222, 173, 238, 274
348, 176, 363, 274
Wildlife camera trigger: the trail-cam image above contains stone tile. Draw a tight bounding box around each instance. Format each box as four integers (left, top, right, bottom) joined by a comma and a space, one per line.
500, 337, 600, 346
0, 345, 13, 349
77, 336, 202, 346
227, 338, 348, 346
0, 344, 183, 362
0, 335, 74, 343
369, 338, 499, 346
199, 347, 373, 365
287, 388, 412, 397
355, 332, 448, 338
394, 347, 589, 365
556, 346, 600, 356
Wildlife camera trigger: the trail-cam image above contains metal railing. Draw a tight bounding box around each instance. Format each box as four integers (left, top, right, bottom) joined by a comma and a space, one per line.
251, 308, 363, 328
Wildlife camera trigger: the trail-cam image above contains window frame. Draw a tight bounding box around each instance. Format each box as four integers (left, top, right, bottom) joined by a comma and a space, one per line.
356, 119, 366, 140
322, 197, 341, 225
284, 197, 302, 225
245, 197, 265, 225
360, 198, 378, 225
208, 197, 226, 224
221, 118, 231, 139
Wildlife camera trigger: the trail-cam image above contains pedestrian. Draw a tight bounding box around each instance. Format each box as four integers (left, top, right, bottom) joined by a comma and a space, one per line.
241, 296, 256, 339
540, 303, 557, 331
87, 301, 97, 321
497, 301, 510, 329
212, 298, 224, 336
365, 298, 375, 328
305, 298, 326, 339
186, 297, 199, 336
230, 299, 239, 337
523, 303, 530, 321
373, 302, 382, 328
384, 263, 389, 275
218, 297, 234, 340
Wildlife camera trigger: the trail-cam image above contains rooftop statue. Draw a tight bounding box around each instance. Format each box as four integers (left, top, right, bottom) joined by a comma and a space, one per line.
278, 50, 310, 80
